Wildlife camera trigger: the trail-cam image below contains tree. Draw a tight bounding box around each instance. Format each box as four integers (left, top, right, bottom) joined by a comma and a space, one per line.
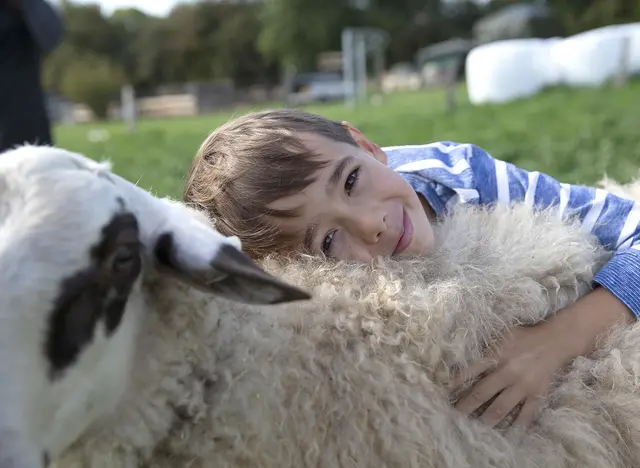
160, 1, 277, 85
110, 8, 159, 89
208, 2, 279, 85
257, 0, 361, 71
43, 1, 126, 95
548, 0, 640, 34
56, 2, 119, 58
42, 42, 76, 93
60, 54, 125, 119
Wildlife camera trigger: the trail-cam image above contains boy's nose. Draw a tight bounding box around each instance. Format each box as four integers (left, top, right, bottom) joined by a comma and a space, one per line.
351, 211, 387, 245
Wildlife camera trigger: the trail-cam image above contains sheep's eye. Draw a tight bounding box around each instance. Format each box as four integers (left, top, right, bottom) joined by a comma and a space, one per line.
111, 245, 139, 273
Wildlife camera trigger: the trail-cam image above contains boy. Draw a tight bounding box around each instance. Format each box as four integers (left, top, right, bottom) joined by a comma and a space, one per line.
184, 108, 639, 429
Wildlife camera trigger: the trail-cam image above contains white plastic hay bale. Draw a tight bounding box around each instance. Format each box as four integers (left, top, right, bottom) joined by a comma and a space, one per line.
582, 23, 640, 74
610, 22, 640, 74
550, 25, 637, 87
465, 39, 548, 105
535, 37, 563, 86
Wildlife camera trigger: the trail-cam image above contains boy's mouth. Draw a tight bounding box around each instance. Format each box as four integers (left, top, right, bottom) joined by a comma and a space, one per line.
393, 209, 413, 256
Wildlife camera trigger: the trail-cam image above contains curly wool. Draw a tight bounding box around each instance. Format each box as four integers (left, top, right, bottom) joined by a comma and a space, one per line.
53, 181, 640, 468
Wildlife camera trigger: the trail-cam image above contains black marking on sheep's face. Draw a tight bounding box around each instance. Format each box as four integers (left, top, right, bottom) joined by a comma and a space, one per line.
154, 233, 310, 305
43, 451, 50, 467
44, 212, 142, 380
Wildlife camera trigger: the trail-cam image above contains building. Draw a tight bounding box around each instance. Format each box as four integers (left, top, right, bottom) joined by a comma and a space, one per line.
473, 3, 563, 45
415, 38, 474, 86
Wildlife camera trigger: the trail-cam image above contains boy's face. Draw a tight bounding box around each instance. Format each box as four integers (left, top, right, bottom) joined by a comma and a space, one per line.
268, 125, 435, 262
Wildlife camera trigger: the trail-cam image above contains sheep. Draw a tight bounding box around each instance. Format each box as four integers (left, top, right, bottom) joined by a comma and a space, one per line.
0, 145, 310, 468
47, 154, 640, 468
6, 144, 640, 468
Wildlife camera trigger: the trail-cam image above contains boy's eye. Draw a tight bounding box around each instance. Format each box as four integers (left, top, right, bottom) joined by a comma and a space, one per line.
322, 230, 335, 255
345, 167, 359, 196
320, 168, 360, 255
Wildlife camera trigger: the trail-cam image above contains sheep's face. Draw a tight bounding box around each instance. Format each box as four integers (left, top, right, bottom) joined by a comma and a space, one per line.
0, 145, 309, 467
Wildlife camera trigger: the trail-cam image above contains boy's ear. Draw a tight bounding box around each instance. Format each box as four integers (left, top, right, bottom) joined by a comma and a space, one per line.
341, 121, 387, 165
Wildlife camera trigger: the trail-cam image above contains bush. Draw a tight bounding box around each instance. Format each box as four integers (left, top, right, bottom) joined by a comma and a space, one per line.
60, 54, 125, 119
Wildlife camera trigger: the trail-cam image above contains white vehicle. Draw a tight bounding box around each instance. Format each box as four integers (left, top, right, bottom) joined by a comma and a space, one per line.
290, 72, 345, 105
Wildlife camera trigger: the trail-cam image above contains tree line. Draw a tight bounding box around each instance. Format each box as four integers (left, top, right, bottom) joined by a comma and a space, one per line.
45, 0, 640, 118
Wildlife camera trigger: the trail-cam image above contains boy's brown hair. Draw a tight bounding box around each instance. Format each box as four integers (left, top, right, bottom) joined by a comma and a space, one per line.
183, 108, 359, 259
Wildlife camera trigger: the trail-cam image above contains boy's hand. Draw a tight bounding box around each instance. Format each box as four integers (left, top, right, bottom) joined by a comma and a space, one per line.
450, 320, 576, 427
450, 287, 635, 428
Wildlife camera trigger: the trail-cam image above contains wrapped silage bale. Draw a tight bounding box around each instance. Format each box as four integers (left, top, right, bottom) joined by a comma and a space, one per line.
550, 26, 636, 87
535, 37, 563, 86
466, 39, 548, 105
610, 22, 640, 74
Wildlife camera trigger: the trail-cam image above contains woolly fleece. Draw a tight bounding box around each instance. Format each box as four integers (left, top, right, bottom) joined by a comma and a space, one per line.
52, 180, 640, 468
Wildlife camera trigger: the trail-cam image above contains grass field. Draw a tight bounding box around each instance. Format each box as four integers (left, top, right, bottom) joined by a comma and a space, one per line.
54, 81, 640, 200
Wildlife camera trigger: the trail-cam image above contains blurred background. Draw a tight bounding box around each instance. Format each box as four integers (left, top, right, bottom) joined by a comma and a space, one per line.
21, 0, 640, 197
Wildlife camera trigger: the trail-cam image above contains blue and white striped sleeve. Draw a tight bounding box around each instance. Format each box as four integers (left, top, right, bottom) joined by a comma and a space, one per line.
390, 142, 640, 318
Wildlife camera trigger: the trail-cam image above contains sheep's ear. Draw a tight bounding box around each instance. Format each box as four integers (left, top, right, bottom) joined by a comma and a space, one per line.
153, 233, 311, 305
0, 426, 44, 468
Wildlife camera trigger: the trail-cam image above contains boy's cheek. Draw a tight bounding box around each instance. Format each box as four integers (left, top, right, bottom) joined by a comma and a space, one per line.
425, 228, 437, 252
416, 219, 437, 254
405, 228, 434, 256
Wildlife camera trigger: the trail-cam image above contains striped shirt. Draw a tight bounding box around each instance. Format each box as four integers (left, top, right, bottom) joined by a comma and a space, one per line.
383, 141, 640, 318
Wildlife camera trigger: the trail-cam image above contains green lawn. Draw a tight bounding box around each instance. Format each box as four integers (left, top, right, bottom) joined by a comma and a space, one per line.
54, 81, 640, 200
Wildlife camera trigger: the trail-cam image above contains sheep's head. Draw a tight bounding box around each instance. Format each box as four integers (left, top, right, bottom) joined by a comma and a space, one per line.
0, 145, 309, 468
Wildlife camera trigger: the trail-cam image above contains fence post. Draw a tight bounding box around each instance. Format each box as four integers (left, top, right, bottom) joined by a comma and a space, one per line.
342, 28, 357, 109
614, 35, 631, 88
121, 84, 137, 134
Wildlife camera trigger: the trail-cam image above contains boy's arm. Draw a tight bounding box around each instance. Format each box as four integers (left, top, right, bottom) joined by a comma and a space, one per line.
419, 142, 640, 427
387, 140, 640, 319
461, 143, 640, 321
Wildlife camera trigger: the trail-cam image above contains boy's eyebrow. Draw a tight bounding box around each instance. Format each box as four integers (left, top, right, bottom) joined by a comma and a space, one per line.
303, 222, 318, 251
326, 155, 355, 195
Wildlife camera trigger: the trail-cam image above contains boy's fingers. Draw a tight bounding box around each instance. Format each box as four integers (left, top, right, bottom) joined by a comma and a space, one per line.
449, 357, 497, 392
454, 370, 506, 416
479, 385, 522, 427
512, 397, 544, 428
